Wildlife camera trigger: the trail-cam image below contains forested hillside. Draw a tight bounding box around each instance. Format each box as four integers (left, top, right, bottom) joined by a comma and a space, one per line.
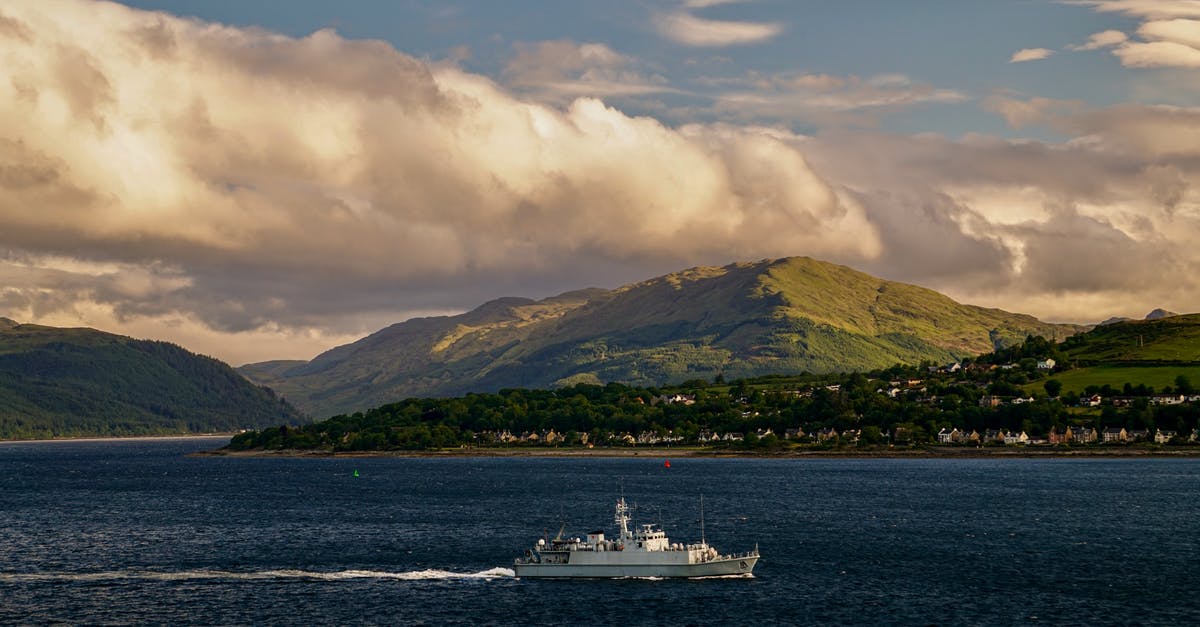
0, 319, 304, 439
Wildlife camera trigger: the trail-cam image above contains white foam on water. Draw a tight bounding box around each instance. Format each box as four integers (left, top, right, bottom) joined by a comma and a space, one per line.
0, 567, 516, 583
612, 573, 754, 581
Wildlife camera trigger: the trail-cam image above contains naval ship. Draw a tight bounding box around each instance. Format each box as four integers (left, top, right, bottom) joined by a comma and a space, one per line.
513, 497, 759, 578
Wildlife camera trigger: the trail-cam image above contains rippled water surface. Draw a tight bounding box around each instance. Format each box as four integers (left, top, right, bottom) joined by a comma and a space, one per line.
2, 438, 1199, 625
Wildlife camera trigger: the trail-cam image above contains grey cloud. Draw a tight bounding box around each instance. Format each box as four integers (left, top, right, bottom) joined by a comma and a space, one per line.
0, 13, 32, 42
847, 191, 1015, 287
52, 45, 113, 129
1063, 104, 1200, 157
705, 71, 967, 128
1012, 209, 1177, 292
1142, 163, 1189, 211
198, 28, 449, 110
802, 119, 1200, 316
805, 130, 1139, 207
0, 139, 60, 189
502, 40, 675, 104
127, 16, 178, 59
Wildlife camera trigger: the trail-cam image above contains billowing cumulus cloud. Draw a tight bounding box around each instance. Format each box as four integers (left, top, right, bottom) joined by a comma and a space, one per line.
2, 0, 1199, 365
801, 101, 1200, 321
0, 0, 874, 361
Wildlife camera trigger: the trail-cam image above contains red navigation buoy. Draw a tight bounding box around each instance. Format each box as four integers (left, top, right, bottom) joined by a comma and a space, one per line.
664, 459, 671, 468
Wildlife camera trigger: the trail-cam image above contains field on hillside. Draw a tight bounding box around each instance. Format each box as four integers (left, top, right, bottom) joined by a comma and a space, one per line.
1030, 365, 1200, 394
1065, 315, 1200, 362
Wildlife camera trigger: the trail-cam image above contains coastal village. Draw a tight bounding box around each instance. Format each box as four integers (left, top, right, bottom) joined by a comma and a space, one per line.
474, 425, 1200, 450
229, 331, 1200, 454
469, 362, 1200, 450
474, 423, 1200, 449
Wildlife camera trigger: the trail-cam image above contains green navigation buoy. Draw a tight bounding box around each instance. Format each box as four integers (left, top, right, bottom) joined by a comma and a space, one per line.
353, 469, 360, 477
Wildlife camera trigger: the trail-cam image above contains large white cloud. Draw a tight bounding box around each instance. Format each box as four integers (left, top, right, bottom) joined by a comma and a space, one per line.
0, 0, 876, 361
802, 101, 1200, 321
1071, 2, 1200, 67
1, 0, 1199, 366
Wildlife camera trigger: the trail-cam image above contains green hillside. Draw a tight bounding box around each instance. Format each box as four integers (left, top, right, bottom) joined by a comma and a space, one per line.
1025, 314, 1200, 395
1032, 366, 1200, 396
0, 320, 304, 439
1062, 314, 1200, 363
241, 257, 1082, 418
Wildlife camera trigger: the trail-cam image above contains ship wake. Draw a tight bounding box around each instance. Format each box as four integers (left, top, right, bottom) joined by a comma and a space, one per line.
0, 567, 516, 583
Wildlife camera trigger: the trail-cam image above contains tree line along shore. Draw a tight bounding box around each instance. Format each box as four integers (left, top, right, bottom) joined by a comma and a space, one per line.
227, 336, 1200, 454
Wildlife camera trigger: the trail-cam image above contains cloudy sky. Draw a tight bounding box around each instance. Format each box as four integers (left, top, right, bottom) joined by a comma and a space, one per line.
2, 0, 1199, 365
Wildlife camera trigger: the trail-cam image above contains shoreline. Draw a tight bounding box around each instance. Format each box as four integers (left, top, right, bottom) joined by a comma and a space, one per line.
193, 445, 1200, 459
0, 433, 235, 445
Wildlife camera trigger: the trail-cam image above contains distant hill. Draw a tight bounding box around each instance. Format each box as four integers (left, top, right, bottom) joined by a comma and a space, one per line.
1099, 309, 1179, 326
1062, 313, 1200, 364
1144, 308, 1179, 321
241, 257, 1083, 418
0, 321, 304, 439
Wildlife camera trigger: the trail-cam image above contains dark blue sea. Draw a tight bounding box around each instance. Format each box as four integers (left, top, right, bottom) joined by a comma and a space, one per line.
2, 438, 1199, 625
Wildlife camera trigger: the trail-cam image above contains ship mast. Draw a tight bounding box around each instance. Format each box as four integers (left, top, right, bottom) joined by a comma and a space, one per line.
615, 497, 632, 541
700, 494, 705, 547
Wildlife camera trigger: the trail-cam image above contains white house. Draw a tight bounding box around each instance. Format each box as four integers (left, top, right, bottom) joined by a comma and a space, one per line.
1155, 429, 1177, 444
1004, 431, 1030, 445
937, 428, 960, 444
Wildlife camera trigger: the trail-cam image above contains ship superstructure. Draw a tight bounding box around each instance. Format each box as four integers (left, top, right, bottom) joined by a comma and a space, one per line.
513, 497, 759, 578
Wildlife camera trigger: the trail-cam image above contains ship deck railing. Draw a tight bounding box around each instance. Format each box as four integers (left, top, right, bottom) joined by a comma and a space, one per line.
718, 550, 760, 560
519, 546, 760, 561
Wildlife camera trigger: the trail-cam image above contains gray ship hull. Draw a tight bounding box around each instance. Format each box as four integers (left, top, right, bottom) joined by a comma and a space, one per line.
513, 496, 759, 579
514, 555, 758, 579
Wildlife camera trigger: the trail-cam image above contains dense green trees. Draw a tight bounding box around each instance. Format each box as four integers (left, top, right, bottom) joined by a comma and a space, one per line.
0, 330, 303, 439
1044, 379, 1063, 398
226, 334, 1200, 452
229, 369, 1199, 453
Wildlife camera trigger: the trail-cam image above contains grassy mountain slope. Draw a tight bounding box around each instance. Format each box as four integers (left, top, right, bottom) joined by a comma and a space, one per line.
241, 257, 1082, 418
1023, 314, 1200, 395
0, 320, 304, 439
1062, 313, 1200, 363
